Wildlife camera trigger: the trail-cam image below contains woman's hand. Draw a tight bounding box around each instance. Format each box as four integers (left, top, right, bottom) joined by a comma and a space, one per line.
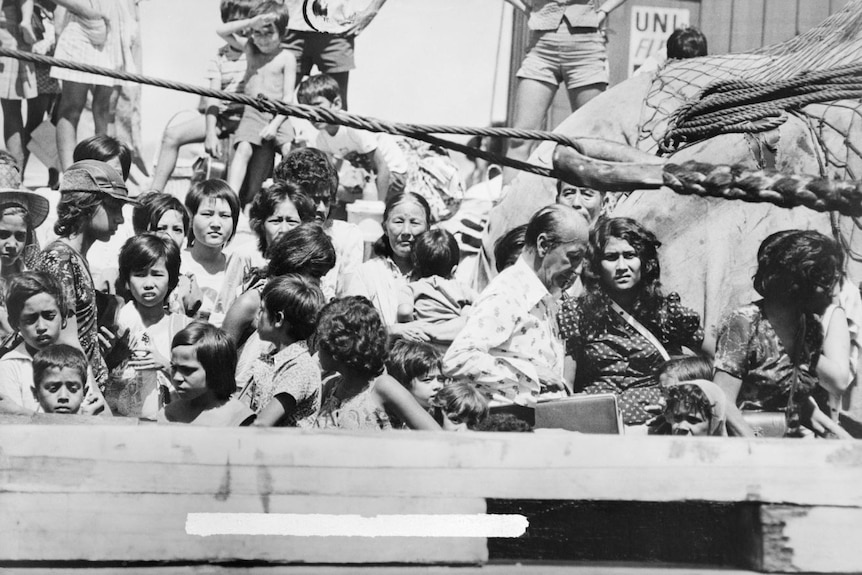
390, 323, 431, 342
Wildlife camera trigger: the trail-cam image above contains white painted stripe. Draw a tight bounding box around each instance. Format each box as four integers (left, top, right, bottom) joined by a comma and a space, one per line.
186, 513, 528, 538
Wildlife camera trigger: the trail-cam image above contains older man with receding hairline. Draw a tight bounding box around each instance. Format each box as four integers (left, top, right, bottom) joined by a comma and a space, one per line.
443, 204, 589, 406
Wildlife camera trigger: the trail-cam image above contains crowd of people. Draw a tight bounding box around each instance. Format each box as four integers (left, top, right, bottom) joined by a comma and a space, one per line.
0, 0, 857, 439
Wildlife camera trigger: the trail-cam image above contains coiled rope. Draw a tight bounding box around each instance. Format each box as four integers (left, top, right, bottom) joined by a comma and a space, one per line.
5, 47, 862, 215
0, 47, 570, 180
660, 63, 862, 154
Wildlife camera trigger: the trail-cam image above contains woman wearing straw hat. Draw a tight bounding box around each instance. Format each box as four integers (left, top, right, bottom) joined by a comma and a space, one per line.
0, 161, 49, 339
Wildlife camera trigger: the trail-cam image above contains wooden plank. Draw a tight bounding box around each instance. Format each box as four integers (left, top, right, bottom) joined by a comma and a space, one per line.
729, 0, 765, 52
796, 0, 832, 33
760, 505, 862, 573
0, 493, 486, 563
0, 566, 763, 574
698, 0, 733, 54
1, 425, 862, 506
762, 0, 798, 46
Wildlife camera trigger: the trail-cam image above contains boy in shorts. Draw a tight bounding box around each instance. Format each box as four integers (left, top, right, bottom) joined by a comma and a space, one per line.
219, 0, 296, 206
297, 73, 408, 201
150, 0, 255, 193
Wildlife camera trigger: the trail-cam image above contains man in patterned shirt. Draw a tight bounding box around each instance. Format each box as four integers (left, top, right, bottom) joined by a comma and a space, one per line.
442, 204, 589, 406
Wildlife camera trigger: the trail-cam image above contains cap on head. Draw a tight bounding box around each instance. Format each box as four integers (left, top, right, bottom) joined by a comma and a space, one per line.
60, 160, 138, 205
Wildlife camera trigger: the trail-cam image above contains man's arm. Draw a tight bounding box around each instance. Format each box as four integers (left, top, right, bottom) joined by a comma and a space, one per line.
370, 148, 390, 201
442, 292, 537, 390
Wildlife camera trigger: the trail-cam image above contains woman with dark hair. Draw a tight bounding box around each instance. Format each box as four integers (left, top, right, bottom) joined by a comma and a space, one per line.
32, 160, 138, 389
714, 230, 851, 438
346, 192, 431, 330
73, 135, 133, 181
247, 180, 316, 266
558, 217, 705, 426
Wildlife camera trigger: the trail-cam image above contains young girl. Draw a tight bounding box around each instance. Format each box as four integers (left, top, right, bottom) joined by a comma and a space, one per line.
0, 186, 49, 338
181, 179, 249, 327
110, 234, 190, 418
385, 339, 444, 411
714, 230, 852, 438
133, 192, 190, 250
662, 379, 728, 436
0, 272, 106, 415
242, 274, 325, 427
33, 159, 137, 389
396, 228, 476, 348
313, 296, 440, 431
159, 322, 255, 426
657, 355, 714, 388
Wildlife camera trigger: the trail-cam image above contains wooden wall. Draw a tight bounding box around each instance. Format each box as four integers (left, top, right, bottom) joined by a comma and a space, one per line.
2, 417, 862, 572
515, 0, 859, 129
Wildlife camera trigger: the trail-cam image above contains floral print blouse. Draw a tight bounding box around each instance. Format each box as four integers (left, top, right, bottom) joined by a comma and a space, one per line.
558, 292, 704, 424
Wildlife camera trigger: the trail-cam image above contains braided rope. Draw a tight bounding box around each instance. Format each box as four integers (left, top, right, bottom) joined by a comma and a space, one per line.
0, 47, 571, 179
6, 46, 862, 216
660, 63, 862, 154
663, 161, 862, 216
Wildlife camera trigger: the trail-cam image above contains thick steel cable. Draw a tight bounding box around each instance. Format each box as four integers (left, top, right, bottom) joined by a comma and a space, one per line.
8, 46, 862, 216
0, 47, 567, 179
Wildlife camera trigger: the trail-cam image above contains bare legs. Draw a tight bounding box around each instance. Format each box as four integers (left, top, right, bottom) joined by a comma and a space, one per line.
56, 80, 115, 170
503, 78, 557, 185
151, 116, 208, 192
503, 79, 606, 185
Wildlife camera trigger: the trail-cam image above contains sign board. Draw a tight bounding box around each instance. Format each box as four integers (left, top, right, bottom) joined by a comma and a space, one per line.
628, 6, 690, 76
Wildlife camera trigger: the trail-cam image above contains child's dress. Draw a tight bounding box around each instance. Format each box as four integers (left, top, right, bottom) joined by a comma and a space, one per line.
313, 375, 392, 430
240, 340, 321, 427
107, 301, 190, 419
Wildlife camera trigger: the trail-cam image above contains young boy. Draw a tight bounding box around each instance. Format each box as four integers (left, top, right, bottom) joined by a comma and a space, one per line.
32, 344, 89, 415
219, 0, 297, 206
150, 0, 255, 193
242, 274, 326, 427
0, 272, 107, 415
297, 73, 408, 201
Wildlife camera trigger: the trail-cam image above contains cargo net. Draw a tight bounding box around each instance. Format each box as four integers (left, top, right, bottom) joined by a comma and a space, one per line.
636, 0, 862, 260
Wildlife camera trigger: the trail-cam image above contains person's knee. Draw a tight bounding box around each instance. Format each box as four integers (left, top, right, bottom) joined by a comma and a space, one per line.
161, 125, 187, 149
234, 142, 253, 161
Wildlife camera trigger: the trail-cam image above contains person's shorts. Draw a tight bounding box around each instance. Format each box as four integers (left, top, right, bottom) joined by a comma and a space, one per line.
282, 30, 355, 75
516, 25, 608, 90
234, 105, 295, 149
216, 104, 243, 138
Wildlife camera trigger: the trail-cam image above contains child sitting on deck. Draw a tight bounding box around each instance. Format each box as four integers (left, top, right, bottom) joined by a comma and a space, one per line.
312, 296, 440, 431
396, 229, 476, 350
242, 274, 326, 427
0, 272, 107, 415
298, 73, 408, 201
159, 322, 255, 426
32, 344, 89, 415
219, 0, 297, 206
